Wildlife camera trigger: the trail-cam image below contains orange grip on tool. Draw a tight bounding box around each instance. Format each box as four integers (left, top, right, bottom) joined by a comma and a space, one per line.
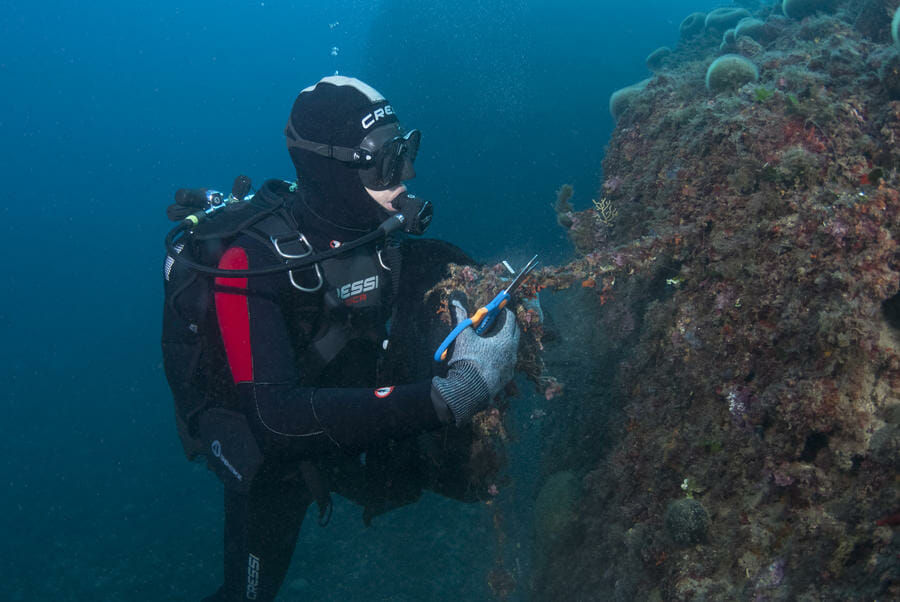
438, 306, 489, 361
470, 306, 489, 327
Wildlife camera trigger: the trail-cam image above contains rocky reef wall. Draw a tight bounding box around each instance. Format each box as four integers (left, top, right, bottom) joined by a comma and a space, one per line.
530, 1, 900, 599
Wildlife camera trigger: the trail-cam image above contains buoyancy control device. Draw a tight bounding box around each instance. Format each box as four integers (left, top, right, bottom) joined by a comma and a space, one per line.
161, 175, 429, 469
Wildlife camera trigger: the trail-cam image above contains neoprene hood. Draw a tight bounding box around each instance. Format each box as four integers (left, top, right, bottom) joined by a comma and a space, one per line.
286, 76, 412, 232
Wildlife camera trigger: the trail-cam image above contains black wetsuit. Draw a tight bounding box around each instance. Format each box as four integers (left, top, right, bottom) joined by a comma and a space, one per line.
200, 181, 472, 602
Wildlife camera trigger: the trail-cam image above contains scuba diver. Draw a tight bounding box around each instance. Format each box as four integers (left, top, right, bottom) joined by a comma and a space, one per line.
161, 76, 520, 601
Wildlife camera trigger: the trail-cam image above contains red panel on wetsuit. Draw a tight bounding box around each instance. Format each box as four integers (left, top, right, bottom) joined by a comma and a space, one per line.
215, 247, 253, 383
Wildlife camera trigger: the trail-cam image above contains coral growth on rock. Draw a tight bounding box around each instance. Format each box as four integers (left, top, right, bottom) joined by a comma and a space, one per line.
436, 1, 900, 599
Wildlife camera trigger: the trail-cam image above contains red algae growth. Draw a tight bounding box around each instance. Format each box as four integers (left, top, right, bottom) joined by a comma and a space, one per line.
435, 1, 900, 599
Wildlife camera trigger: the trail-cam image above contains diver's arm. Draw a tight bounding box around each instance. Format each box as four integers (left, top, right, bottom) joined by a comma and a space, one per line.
215, 243, 443, 453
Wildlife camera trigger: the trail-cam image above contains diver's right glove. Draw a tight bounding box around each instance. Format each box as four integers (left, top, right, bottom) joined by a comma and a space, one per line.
431, 297, 520, 425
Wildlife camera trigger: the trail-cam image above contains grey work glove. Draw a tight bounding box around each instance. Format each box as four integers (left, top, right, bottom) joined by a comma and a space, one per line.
431, 297, 520, 425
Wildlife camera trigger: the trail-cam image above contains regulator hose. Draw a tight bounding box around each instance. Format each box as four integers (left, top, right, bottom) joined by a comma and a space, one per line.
164, 213, 406, 278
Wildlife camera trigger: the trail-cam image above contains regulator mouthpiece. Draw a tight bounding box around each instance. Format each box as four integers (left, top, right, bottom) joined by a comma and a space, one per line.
391, 192, 433, 235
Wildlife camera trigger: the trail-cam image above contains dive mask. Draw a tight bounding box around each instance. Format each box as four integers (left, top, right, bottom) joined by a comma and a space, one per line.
285, 120, 420, 191
357, 126, 420, 191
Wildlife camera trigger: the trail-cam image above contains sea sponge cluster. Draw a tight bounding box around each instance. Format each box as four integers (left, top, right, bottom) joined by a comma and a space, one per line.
610, 3, 900, 125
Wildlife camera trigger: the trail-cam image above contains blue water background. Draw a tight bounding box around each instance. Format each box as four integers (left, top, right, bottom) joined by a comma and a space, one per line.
1, 1, 731, 599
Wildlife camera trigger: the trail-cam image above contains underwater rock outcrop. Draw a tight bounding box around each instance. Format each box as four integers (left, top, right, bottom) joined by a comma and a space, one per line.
531, 1, 900, 599
434, 0, 900, 599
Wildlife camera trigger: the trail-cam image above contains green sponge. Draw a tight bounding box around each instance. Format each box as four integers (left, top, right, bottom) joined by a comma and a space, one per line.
705, 54, 759, 93
609, 79, 651, 122
705, 7, 752, 32
735, 18, 766, 42
893, 6, 900, 45
680, 12, 706, 40
646, 46, 672, 71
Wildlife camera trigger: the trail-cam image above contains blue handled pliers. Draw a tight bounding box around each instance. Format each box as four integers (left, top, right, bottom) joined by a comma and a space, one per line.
434, 254, 539, 362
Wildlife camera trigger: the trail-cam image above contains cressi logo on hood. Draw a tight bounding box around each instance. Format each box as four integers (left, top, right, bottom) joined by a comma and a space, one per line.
361, 104, 395, 130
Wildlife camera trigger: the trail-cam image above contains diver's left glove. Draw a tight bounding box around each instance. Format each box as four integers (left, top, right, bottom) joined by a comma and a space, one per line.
431, 297, 520, 425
